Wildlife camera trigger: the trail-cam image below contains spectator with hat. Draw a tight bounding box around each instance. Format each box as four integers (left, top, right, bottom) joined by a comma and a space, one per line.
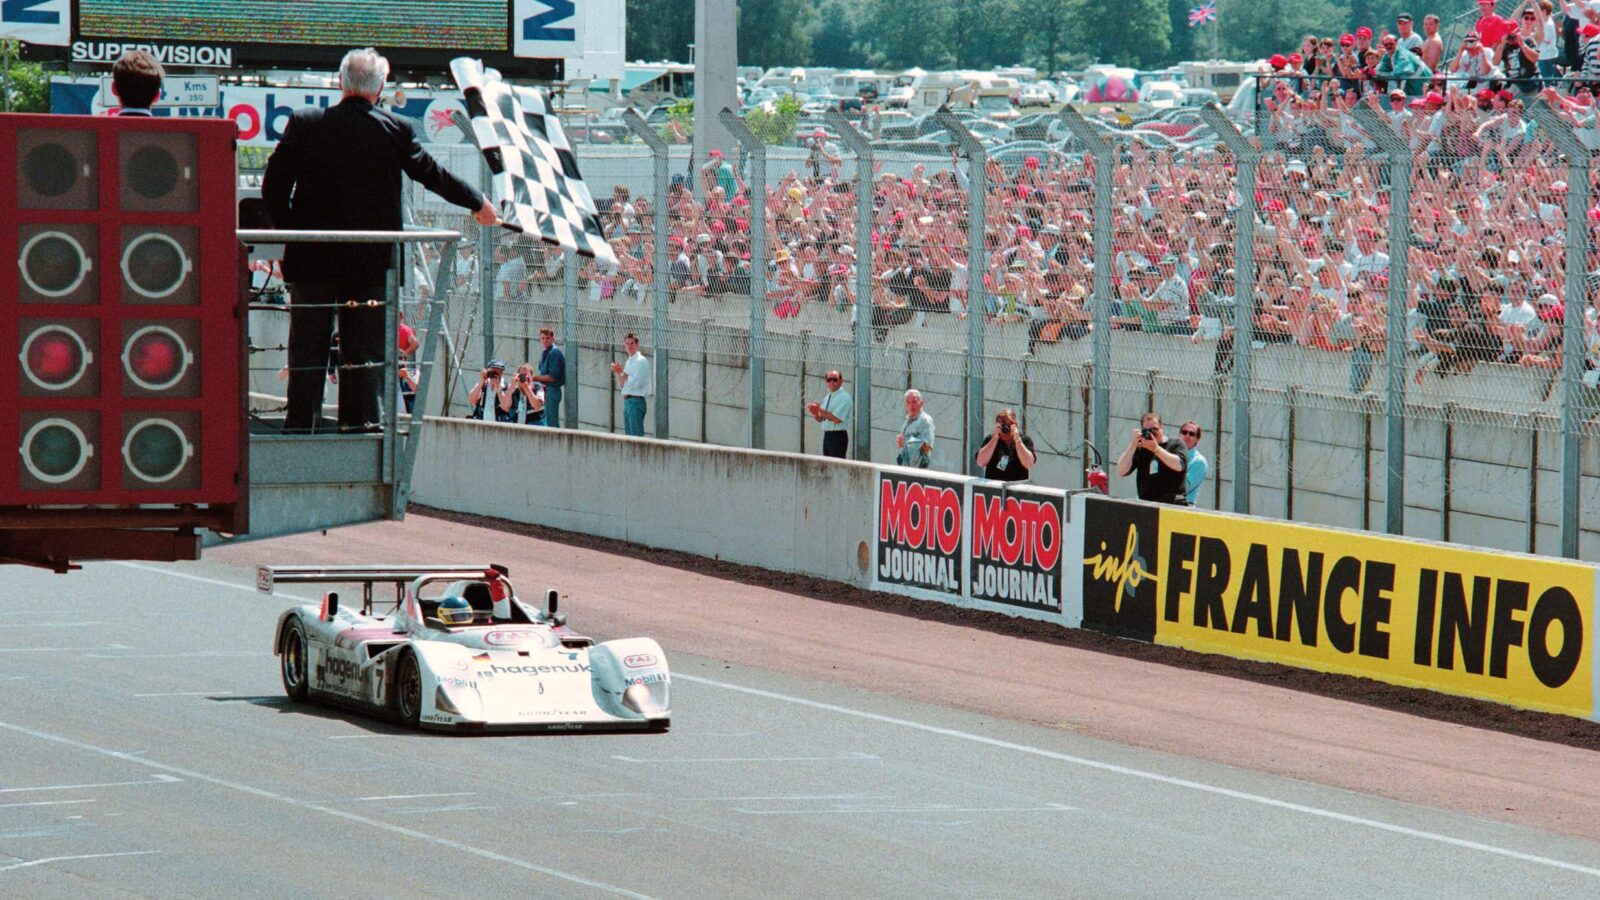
1395, 13, 1425, 54
1452, 32, 1501, 89
804, 129, 841, 180
468, 359, 513, 423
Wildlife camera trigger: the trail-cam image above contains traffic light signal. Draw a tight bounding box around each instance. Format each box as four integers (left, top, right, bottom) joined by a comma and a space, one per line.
0, 113, 243, 529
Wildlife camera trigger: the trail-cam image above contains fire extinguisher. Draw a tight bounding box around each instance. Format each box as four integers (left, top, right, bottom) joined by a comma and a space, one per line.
1082, 441, 1110, 495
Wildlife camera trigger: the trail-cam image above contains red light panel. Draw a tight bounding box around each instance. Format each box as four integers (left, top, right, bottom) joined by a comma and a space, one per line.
0, 113, 242, 511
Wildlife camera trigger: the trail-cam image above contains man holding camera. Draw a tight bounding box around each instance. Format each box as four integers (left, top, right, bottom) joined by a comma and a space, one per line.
974, 409, 1035, 482
508, 363, 545, 426
1116, 412, 1188, 504
467, 358, 512, 423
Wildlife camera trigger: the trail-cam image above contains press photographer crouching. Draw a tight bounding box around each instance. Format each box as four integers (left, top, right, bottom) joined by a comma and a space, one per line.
974, 409, 1035, 482
1115, 412, 1189, 504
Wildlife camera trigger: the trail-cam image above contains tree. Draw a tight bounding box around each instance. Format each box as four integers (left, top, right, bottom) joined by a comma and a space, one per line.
1027, 0, 1076, 75
810, 0, 866, 67
745, 94, 805, 143
864, 0, 955, 68
1071, 0, 1172, 68
626, 0, 695, 62
738, 0, 819, 67
1220, 0, 1343, 61
2, 41, 49, 113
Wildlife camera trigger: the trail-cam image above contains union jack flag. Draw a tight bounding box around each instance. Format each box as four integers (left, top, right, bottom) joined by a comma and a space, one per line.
1189, 3, 1216, 26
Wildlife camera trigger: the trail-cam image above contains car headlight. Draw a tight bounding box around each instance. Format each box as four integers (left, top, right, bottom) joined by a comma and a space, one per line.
622, 682, 668, 717
434, 686, 460, 715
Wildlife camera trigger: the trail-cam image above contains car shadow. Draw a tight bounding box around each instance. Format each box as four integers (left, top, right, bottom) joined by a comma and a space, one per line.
208, 694, 416, 736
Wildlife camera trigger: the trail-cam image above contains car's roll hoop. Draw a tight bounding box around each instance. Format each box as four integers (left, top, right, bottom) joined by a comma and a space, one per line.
257, 564, 509, 614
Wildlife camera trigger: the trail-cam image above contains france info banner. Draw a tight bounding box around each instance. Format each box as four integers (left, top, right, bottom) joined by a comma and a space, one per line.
872, 469, 965, 601
968, 481, 1064, 614
1074, 493, 1598, 720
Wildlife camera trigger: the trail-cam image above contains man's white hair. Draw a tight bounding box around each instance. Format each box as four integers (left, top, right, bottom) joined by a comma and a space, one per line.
904, 389, 922, 402
339, 48, 390, 97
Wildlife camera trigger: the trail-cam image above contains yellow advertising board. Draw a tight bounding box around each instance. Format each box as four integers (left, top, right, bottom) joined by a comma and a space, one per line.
1077, 496, 1596, 718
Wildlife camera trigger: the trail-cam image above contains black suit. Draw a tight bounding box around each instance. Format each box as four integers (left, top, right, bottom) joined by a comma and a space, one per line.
261, 96, 485, 431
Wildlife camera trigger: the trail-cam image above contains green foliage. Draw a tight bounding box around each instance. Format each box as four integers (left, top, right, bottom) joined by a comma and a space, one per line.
666, 98, 695, 142
624, 1, 1469, 72
1, 41, 50, 113
744, 94, 804, 144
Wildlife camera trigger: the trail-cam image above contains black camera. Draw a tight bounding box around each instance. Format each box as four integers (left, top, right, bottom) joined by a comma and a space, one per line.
1000, 423, 1012, 434
1141, 427, 1156, 440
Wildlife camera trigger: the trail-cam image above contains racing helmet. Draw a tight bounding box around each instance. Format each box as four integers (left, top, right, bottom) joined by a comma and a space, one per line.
437, 595, 474, 626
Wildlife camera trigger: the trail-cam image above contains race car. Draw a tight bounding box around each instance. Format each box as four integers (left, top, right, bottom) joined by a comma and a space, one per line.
262, 564, 670, 733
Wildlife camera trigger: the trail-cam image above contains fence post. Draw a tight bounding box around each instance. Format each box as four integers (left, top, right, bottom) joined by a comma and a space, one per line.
934, 107, 988, 476
477, 159, 496, 366
1056, 107, 1114, 466
1528, 107, 1590, 559
1198, 104, 1258, 515
397, 239, 460, 514
719, 108, 767, 450
623, 110, 672, 440
826, 108, 874, 462
562, 249, 579, 429
1351, 106, 1411, 536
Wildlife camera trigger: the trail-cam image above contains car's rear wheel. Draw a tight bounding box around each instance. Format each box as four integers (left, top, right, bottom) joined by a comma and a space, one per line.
393, 650, 422, 728
280, 620, 309, 702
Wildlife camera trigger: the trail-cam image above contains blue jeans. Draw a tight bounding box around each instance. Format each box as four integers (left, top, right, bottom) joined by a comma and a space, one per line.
543, 385, 562, 428
623, 396, 647, 436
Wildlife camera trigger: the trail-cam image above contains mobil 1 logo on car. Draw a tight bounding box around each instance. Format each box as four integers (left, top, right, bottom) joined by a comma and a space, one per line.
873, 469, 964, 600
968, 482, 1064, 614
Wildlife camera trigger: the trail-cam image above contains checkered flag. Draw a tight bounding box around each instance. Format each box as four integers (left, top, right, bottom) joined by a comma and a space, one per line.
450, 58, 616, 267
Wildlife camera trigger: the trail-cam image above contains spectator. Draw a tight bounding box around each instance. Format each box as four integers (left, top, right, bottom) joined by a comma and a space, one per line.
1377, 32, 1433, 97
493, 239, 527, 302
1451, 33, 1500, 89
1395, 13, 1425, 54
612, 332, 653, 437
467, 359, 512, 423
974, 409, 1035, 482
1180, 421, 1208, 506
1116, 413, 1188, 504
895, 389, 935, 469
507, 363, 545, 426
1531, 2, 1561, 82
531, 327, 565, 428
1420, 14, 1446, 71
110, 50, 162, 115
806, 369, 853, 459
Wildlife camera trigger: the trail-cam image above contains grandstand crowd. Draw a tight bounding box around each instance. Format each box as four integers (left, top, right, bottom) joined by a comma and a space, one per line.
466, 2, 1600, 397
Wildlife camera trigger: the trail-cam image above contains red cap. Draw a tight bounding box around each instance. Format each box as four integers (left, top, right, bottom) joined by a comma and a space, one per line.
1475, 88, 1496, 101
1269, 53, 1288, 68
1355, 26, 1373, 39
710, 148, 723, 158
1339, 33, 1355, 46
1423, 91, 1446, 106
1583, 24, 1600, 37
1016, 225, 1033, 238
1496, 89, 1515, 102
1288, 53, 1303, 65
1024, 155, 1040, 169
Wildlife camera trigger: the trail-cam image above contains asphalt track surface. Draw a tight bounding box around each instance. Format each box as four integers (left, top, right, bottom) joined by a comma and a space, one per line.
1, 521, 1599, 897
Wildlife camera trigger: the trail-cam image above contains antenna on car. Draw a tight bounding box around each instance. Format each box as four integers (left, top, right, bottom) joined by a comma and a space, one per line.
545, 589, 559, 614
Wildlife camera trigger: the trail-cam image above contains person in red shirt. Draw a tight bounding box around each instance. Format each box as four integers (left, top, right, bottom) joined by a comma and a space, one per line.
1474, 0, 1518, 54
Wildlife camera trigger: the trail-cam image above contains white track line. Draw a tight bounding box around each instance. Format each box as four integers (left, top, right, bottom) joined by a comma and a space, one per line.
0, 799, 96, 810
132, 692, 233, 698
356, 792, 476, 802
0, 720, 653, 899
111, 563, 1600, 880
0, 851, 159, 873
676, 673, 1600, 879
612, 752, 878, 764
0, 775, 179, 794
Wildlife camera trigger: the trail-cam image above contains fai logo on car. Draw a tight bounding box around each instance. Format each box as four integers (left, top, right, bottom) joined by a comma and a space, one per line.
623, 653, 656, 668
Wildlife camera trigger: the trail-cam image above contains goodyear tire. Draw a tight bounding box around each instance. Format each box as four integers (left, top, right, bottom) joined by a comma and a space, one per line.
393, 649, 422, 728
279, 620, 309, 702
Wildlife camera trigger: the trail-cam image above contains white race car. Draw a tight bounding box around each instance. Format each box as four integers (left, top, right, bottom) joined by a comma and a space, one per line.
263, 564, 670, 733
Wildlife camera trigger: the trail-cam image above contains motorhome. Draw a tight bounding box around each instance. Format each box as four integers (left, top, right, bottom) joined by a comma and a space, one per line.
904, 70, 974, 113
831, 69, 900, 101
1178, 60, 1259, 103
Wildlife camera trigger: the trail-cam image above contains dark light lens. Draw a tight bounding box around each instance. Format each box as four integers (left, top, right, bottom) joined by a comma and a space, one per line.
23, 142, 77, 197
21, 234, 86, 295
127, 145, 180, 199
24, 422, 87, 482
124, 235, 186, 297
124, 420, 189, 482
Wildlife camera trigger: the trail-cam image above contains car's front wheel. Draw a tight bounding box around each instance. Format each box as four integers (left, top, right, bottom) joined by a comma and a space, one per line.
280, 620, 309, 702
392, 649, 422, 728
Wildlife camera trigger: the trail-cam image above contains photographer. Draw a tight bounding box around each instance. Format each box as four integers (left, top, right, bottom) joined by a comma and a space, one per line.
1115, 412, 1188, 504
467, 358, 513, 423
508, 363, 545, 426
974, 409, 1035, 482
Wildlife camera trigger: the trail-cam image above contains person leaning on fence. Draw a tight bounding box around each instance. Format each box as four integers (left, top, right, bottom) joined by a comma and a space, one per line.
261, 47, 498, 434
531, 327, 565, 427
974, 409, 1034, 482
612, 333, 653, 437
895, 389, 934, 469
806, 370, 852, 459
1116, 412, 1188, 505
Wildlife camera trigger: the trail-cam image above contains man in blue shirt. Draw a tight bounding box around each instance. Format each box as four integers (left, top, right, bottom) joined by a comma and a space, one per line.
531, 327, 566, 427
1181, 421, 1209, 507
806, 370, 853, 458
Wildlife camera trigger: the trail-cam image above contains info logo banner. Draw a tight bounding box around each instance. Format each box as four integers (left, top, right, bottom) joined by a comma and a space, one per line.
872, 469, 965, 600
1078, 495, 1161, 641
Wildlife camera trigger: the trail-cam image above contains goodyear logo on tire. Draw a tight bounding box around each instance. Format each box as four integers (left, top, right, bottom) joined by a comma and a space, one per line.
1079, 497, 1595, 718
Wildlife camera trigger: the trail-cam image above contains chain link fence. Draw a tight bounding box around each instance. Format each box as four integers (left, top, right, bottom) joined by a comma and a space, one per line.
245, 90, 1600, 560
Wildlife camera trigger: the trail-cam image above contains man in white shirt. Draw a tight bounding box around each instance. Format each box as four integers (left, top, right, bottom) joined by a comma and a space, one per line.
806, 370, 853, 458
611, 333, 653, 437
1494, 287, 1539, 362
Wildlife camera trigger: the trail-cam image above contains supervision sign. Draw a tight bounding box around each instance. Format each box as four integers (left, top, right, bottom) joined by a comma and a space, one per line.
1076, 495, 1597, 718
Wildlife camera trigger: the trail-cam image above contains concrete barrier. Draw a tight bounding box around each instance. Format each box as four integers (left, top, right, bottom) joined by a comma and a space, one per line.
411, 418, 876, 586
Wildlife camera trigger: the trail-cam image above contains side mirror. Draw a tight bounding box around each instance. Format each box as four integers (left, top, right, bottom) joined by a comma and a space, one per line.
320, 591, 339, 622
546, 588, 559, 615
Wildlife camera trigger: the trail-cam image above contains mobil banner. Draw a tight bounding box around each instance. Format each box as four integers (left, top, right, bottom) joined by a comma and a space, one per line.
1073, 494, 1598, 719
968, 481, 1064, 614
872, 469, 965, 601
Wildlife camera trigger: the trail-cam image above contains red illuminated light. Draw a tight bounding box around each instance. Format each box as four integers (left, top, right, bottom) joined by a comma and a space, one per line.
122, 325, 193, 391
20, 325, 92, 390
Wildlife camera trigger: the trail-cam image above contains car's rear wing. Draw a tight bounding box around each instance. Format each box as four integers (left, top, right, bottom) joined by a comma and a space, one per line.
257, 564, 508, 614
